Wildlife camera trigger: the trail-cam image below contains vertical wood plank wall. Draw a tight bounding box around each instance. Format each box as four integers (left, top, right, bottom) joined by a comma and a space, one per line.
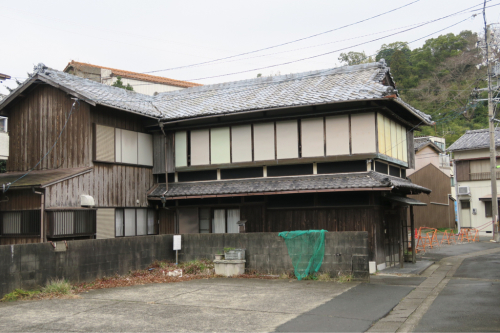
6, 85, 91, 172
44, 165, 154, 208
408, 164, 455, 229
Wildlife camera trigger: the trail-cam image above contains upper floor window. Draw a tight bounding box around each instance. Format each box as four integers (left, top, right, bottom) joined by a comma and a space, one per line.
0, 117, 7, 133
94, 124, 153, 166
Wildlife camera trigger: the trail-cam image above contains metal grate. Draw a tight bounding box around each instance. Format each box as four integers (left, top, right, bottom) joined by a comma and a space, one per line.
47, 210, 96, 238
0, 210, 41, 236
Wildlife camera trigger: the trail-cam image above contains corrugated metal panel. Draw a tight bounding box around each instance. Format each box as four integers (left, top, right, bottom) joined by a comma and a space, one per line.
351, 113, 376, 154
138, 133, 153, 166
153, 132, 166, 174
96, 208, 115, 239
95, 124, 115, 162
191, 129, 210, 165
301, 118, 324, 158
231, 125, 252, 163
253, 123, 275, 161
115, 129, 122, 162
325, 115, 349, 156
210, 127, 230, 164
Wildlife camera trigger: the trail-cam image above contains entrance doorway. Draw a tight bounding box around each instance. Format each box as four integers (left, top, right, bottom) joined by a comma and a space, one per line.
460, 200, 471, 228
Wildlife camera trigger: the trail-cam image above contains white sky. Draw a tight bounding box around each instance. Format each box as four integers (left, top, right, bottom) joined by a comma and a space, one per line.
1, 0, 499, 95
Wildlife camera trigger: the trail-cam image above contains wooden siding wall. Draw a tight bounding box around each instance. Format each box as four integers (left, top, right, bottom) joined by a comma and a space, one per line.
159, 209, 176, 234
0, 237, 41, 245
0, 189, 41, 211
456, 160, 470, 182
408, 164, 455, 229
153, 132, 166, 174
266, 207, 382, 262
44, 165, 154, 208
165, 132, 175, 173
6, 85, 91, 172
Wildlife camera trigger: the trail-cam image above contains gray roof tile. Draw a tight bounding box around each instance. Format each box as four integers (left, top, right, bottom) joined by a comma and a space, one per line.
447, 128, 500, 152
148, 171, 430, 198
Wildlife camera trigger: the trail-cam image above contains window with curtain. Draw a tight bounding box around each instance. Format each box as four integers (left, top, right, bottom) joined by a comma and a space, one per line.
213, 209, 226, 233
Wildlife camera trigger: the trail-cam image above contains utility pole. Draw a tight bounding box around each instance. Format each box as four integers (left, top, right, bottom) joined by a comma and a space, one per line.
486, 23, 500, 242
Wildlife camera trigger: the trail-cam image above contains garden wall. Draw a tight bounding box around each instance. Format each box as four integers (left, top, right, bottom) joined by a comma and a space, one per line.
0, 231, 368, 297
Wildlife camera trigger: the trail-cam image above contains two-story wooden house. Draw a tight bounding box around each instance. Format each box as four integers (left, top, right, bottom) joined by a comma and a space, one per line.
0, 61, 432, 270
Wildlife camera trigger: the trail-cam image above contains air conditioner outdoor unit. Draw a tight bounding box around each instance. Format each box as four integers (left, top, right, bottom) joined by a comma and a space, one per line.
458, 186, 470, 195
80, 194, 95, 207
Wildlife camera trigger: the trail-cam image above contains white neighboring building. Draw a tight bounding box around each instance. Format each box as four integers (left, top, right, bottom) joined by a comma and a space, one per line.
64, 61, 201, 96
447, 129, 500, 235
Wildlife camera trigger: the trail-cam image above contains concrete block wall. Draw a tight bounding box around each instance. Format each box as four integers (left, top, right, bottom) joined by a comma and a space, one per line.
0, 231, 368, 298
178, 232, 369, 280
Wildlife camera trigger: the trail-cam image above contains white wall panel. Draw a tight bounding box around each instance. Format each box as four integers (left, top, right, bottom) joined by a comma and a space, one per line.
301, 118, 324, 157
351, 113, 376, 154
211, 127, 231, 164
138, 133, 153, 166
390, 120, 398, 159
175, 131, 187, 167
276, 120, 298, 159
377, 113, 385, 154
121, 130, 138, 164
383, 117, 392, 157
231, 125, 252, 163
190, 129, 210, 165
325, 115, 350, 156
253, 122, 275, 161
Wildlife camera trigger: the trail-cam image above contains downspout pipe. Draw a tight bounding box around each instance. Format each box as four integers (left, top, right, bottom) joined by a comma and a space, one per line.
32, 187, 45, 243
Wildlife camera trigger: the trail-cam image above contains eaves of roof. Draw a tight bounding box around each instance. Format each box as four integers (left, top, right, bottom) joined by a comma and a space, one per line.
0, 167, 92, 189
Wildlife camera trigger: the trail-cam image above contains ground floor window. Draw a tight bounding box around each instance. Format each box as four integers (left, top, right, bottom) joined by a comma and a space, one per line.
115, 208, 156, 237
0, 210, 40, 236
483, 200, 500, 218
46, 210, 96, 237
177, 207, 240, 234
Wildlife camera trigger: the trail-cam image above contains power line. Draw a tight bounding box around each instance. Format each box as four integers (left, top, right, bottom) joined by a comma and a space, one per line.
142, 0, 423, 74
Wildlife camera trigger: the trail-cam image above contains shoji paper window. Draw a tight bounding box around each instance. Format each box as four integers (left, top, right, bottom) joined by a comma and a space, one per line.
325, 115, 350, 155
190, 129, 210, 166
276, 120, 298, 159
351, 112, 376, 154
227, 209, 240, 234
301, 118, 324, 157
390, 120, 398, 159
211, 127, 231, 164
213, 209, 226, 233
253, 123, 275, 161
231, 125, 252, 163
175, 131, 187, 167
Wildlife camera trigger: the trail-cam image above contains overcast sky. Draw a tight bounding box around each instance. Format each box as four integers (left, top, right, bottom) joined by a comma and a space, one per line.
1, 0, 499, 95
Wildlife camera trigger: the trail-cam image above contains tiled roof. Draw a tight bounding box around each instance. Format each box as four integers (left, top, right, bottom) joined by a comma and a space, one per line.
1, 62, 432, 125
148, 171, 431, 198
414, 137, 443, 153
0, 64, 162, 118
153, 60, 432, 124
65, 61, 202, 88
0, 167, 92, 188
447, 128, 500, 152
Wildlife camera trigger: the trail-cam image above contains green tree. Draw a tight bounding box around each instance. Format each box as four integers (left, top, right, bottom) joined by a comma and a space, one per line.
0, 160, 6, 173
112, 76, 134, 91
338, 51, 373, 66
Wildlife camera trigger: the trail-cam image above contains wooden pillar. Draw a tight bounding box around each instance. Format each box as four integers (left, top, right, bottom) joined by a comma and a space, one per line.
410, 205, 416, 264
399, 215, 404, 269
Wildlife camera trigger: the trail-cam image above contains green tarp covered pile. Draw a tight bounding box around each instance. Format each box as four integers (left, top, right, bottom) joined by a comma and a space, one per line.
278, 230, 327, 280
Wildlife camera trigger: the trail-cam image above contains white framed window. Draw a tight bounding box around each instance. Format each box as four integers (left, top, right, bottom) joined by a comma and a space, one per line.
115, 208, 156, 237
